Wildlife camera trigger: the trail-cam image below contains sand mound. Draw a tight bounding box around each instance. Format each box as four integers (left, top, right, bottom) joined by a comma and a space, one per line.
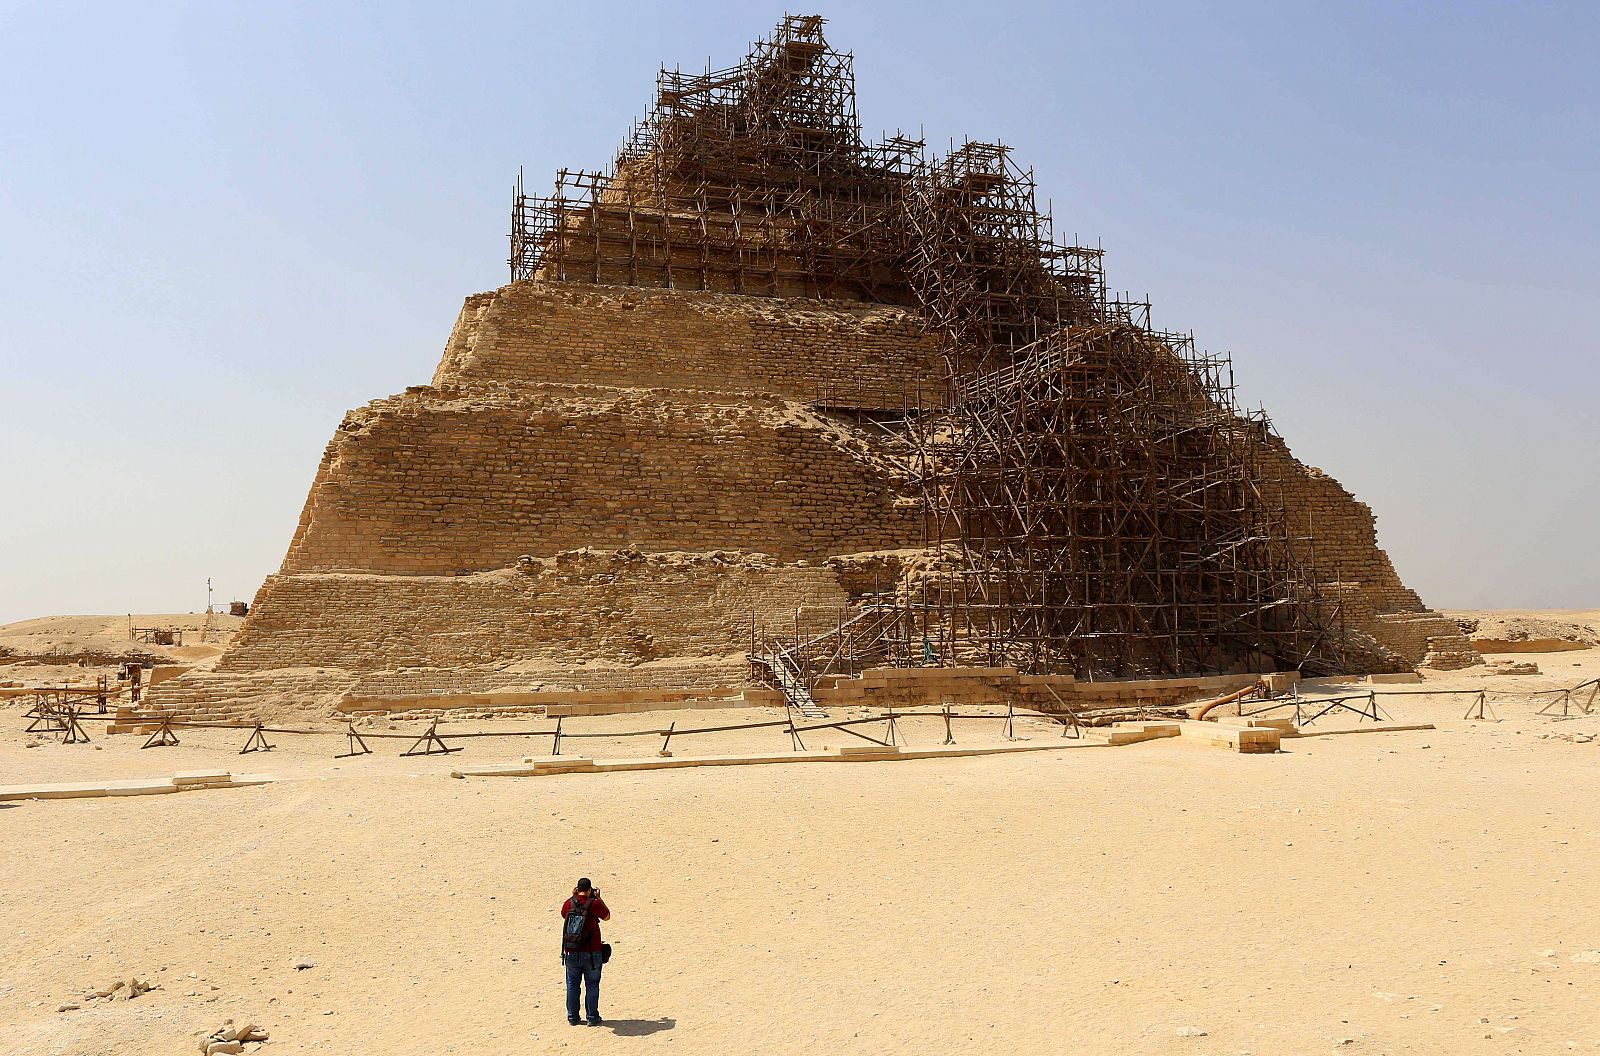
1448, 610, 1599, 653
0, 613, 244, 667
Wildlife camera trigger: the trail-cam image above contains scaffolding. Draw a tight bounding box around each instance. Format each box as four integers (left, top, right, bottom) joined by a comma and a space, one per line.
511, 14, 917, 302
891, 144, 1359, 677
509, 14, 1367, 680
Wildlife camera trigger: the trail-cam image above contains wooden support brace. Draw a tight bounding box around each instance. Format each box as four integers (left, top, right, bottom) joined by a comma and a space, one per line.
336, 722, 373, 759
401, 718, 461, 757
240, 723, 275, 754
61, 708, 91, 745
1040, 683, 1083, 739
1536, 691, 1571, 717
25, 709, 63, 734
1462, 690, 1497, 721
141, 715, 179, 749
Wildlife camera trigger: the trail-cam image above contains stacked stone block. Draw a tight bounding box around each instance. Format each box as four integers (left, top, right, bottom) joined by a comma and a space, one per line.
433, 283, 944, 408
284, 388, 920, 574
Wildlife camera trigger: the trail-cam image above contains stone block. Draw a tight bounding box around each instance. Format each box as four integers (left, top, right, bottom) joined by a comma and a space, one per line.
836, 744, 901, 758
104, 780, 178, 796
173, 769, 232, 781
0, 782, 110, 801
1176, 720, 1281, 753
1262, 672, 1301, 693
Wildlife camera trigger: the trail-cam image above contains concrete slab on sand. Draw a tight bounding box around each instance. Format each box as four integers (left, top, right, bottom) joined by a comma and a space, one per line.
1230, 715, 1298, 732
1163, 717, 1434, 751
1092, 718, 1285, 751
0, 772, 274, 802
1175, 720, 1281, 753
451, 740, 1097, 779
104, 779, 180, 797
0, 780, 119, 801
1091, 722, 1181, 746
1297, 722, 1436, 738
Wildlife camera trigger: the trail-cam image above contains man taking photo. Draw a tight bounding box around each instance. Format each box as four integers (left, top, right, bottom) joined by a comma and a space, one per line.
560, 877, 611, 1026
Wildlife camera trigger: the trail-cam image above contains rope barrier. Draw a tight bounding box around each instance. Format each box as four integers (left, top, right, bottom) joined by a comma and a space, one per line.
31, 677, 1589, 757
18, 703, 1069, 759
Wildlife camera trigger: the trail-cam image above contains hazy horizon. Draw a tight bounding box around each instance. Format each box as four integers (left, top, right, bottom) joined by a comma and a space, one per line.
2, 1, 1597, 625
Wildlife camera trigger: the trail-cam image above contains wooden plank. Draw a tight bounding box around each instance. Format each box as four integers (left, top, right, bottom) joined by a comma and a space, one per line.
1296, 723, 1436, 738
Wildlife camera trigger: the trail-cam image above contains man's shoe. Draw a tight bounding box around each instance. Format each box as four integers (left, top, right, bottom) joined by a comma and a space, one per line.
586, 1017, 604, 1027
568, 1018, 581, 1026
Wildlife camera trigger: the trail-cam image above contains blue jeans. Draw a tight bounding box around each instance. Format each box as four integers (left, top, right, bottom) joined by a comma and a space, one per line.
564, 950, 603, 1022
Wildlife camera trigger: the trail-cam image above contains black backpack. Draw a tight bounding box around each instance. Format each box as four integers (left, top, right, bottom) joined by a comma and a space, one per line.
562, 896, 596, 955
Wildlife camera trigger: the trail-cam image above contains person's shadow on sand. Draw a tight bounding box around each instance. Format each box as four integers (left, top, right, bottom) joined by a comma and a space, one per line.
607, 1017, 675, 1037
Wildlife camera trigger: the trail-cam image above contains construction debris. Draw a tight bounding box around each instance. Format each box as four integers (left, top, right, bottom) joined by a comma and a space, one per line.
66, 975, 158, 1009
198, 1020, 269, 1053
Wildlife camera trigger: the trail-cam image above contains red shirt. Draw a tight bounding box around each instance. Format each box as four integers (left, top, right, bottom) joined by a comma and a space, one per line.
560, 893, 611, 953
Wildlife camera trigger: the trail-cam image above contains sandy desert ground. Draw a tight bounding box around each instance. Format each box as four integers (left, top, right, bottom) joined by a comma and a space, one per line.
0, 613, 243, 695
3, 621, 1599, 1055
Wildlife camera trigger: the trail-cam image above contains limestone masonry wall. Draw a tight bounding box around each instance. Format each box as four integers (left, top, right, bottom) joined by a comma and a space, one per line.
1257, 433, 1474, 665
282, 385, 923, 574
1258, 433, 1420, 616
224, 554, 849, 675
433, 283, 943, 410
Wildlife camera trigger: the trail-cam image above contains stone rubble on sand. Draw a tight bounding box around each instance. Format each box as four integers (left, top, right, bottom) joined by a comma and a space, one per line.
63, 976, 158, 1010
199, 1019, 270, 1054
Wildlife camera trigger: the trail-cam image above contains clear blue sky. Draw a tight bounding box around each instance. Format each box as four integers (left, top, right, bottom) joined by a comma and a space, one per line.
2, 1, 1596, 624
